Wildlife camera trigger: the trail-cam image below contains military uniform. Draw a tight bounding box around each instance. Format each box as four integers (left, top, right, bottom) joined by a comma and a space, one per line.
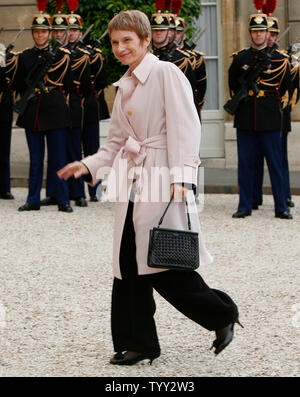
82, 44, 107, 200
228, 13, 292, 219
281, 50, 299, 206
16, 12, 73, 212
0, 47, 18, 199
252, 17, 297, 209
150, 13, 198, 110
175, 16, 207, 112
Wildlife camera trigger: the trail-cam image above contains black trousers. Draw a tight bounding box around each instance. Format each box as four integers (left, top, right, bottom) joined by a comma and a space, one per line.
111, 202, 238, 354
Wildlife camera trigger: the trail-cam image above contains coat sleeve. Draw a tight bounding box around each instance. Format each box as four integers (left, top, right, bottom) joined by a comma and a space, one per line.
159, 62, 201, 186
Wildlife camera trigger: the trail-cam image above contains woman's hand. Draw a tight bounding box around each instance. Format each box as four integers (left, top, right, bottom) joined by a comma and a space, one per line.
57, 161, 89, 181
170, 183, 189, 201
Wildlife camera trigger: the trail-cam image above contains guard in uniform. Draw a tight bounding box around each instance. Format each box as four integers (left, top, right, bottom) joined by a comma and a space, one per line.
175, 15, 207, 114
284, 43, 300, 207
0, 29, 17, 200
150, 10, 197, 110
41, 9, 70, 206
63, 11, 91, 207
228, 13, 292, 219
252, 16, 298, 210
16, 7, 73, 212
77, 17, 107, 201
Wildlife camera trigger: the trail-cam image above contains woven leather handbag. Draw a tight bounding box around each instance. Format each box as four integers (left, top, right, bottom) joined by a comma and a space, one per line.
147, 196, 199, 271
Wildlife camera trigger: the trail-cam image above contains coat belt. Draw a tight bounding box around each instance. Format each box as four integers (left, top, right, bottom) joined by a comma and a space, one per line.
101, 134, 168, 200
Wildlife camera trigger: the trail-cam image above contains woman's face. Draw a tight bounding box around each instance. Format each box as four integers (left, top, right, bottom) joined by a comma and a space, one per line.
110, 29, 150, 71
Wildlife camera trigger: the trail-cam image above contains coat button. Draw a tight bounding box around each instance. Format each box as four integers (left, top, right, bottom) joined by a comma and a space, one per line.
127, 110, 132, 116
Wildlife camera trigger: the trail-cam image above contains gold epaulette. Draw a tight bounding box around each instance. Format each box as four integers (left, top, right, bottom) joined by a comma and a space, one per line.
77, 47, 90, 55
193, 50, 205, 56
276, 49, 289, 58
232, 48, 247, 57
60, 47, 71, 55
177, 48, 192, 57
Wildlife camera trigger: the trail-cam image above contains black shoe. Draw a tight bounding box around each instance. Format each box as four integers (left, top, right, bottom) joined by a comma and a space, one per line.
18, 203, 40, 211
286, 198, 295, 208
275, 211, 293, 219
40, 196, 57, 206
210, 317, 244, 356
232, 210, 251, 218
58, 204, 73, 213
90, 195, 98, 202
0, 192, 14, 200
75, 198, 88, 207
109, 350, 160, 366
252, 204, 259, 210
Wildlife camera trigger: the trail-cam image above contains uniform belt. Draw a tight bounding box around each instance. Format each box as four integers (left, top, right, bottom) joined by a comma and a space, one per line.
248, 89, 277, 97
34, 86, 56, 95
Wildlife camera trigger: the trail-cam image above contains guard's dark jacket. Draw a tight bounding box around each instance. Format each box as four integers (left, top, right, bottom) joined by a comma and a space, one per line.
228, 46, 292, 131
15, 45, 73, 132
153, 43, 197, 95
66, 44, 92, 129
282, 52, 300, 133
184, 47, 207, 110
0, 51, 18, 126
83, 46, 107, 126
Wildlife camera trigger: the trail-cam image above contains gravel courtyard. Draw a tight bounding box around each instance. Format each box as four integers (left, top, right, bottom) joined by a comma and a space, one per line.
0, 189, 299, 377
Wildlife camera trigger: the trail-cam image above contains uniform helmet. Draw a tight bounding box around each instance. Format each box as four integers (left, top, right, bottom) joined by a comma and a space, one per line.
67, 0, 83, 30
267, 16, 280, 33
248, 13, 268, 31
150, 1, 170, 30
175, 16, 186, 31
31, 1, 52, 30
52, 0, 69, 30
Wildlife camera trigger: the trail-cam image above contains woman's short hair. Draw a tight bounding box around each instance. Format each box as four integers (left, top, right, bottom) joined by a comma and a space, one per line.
108, 10, 151, 41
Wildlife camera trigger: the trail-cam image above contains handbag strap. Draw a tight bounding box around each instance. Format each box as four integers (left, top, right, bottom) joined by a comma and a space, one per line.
158, 196, 192, 230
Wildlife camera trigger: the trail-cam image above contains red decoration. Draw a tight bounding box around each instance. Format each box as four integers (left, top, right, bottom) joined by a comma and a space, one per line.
56, 0, 64, 12
253, 0, 264, 11
67, 0, 79, 12
171, 0, 182, 15
164, 0, 171, 11
155, 0, 166, 11
37, 0, 48, 12
265, 0, 277, 15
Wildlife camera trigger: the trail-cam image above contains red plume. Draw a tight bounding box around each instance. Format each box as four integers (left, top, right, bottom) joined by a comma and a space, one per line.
253, 0, 264, 11
155, 0, 165, 11
265, 0, 277, 15
56, 0, 64, 12
67, 0, 79, 12
171, 0, 182, 15
37, 0, 48, 12
262, 4, 268, 14
164, 0, 171, 11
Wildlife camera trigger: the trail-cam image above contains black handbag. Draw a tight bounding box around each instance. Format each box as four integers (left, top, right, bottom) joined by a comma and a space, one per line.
147, 196, 199, 271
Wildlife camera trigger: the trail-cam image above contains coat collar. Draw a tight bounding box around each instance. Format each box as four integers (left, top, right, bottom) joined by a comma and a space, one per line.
113, 52, 159, 87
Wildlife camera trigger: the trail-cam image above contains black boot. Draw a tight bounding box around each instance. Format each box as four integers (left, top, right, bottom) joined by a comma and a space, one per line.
210, 317, 244, 356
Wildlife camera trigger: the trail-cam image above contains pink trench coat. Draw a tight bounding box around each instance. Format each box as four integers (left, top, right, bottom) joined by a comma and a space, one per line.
82, 52, 213, 279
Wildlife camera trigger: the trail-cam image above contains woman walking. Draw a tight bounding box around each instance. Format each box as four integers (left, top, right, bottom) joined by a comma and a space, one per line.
58, 10, 243, 365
